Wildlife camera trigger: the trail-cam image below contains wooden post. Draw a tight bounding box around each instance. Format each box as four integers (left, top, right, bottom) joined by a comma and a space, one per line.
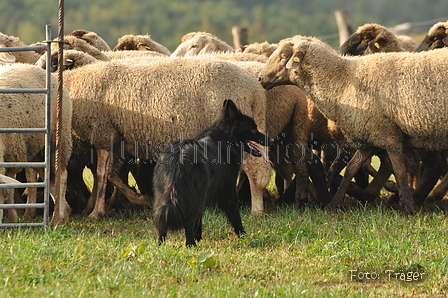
334, 10, 353, 45
232, 26, 248, 50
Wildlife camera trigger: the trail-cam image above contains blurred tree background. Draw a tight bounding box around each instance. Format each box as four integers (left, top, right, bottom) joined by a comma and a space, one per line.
1, 0, 447, 51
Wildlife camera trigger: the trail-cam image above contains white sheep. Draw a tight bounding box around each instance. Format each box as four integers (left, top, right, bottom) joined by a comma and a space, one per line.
397, 35, 418, 52
63, 57, 270, 218
0, 63, 73, 223
240, 41, 278, 58
171, 31, 235, 57
0, 32, 41, 64
259, 35, 448, 213
339, 25, 442, 205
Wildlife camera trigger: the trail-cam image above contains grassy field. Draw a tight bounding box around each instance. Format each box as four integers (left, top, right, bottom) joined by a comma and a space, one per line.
1, 196, 447, 297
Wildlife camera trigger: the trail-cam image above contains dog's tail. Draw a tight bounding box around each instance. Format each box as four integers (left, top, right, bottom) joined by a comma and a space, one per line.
153, 194, 185, 232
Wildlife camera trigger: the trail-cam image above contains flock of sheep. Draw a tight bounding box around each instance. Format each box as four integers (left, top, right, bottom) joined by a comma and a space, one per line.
0, 20, 448, 224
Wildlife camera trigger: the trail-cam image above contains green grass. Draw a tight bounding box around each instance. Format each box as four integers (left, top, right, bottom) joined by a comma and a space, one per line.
1, 201, 447, 297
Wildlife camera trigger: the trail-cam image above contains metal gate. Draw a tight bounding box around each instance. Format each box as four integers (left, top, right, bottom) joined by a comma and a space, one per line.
0, 25, 53, 228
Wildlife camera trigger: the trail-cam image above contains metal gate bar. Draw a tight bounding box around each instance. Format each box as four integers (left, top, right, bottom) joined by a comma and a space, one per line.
0, 25, 53, 228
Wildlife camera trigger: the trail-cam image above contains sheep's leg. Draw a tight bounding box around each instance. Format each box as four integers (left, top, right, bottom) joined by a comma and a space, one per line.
2, 169, 19, 223
387, 151, 415, 214
324, 147, 376, 211
353, 150, 393, 201
88, 149, 111, 219
427, 171, 448, 202
2, 188, 18, 223
50, 167, 71, 224
23, 168, 38, 219
241, 155, 272, 215
108, 164, 152, 208
412, 151, 444, 206
82, 177, 97, 215
304, 147, 330, 207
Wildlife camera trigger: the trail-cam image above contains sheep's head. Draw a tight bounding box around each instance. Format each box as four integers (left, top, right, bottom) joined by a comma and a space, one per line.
36, 52, 59, 72
36, 50, 97, 72
258, 41, 295, 90
113, 35, 171, 55
242, 41, 278, 58
0, 44, 16, 63
70, 29, 111, 51
338, 23, 404, 56
415, 21, 448, 52
113, 35, 153, 51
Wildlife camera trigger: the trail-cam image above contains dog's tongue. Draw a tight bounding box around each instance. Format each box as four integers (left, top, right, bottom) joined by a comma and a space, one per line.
249, 142, 269, 163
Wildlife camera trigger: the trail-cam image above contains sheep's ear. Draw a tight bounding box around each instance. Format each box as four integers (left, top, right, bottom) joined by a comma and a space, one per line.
0, 51, 16, 63
286, 51, 303, 69
137, 44, 151, 51
442, 36, 448, 46
199, 43, 217, 54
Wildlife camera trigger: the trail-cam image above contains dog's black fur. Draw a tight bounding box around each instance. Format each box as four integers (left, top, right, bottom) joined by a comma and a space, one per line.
153, 99, 273, 246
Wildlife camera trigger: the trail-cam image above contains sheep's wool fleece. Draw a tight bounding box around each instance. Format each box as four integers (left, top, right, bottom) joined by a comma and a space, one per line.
286, 38, 448, 152
64, 58, 267, 159
0, 63, 72, 165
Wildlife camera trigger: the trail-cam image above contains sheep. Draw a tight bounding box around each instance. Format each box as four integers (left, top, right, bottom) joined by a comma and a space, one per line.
0, 63, 73, 223
69, 29, 111, 51
171, 31, 235, 57
338, 23, 405, 56
37, 34, 169, 72
35, 34, 110, 71
0, 32, 41, 64
415, 21, 448, 52
63, 57, 270, 218
397, 35, 418, 52
56, 49, 100, 71
113, 34, 171, 56
179, 48, 328, 205
339, 24, 445, 205
258, 35, 448, 214
240, 41, 278, 58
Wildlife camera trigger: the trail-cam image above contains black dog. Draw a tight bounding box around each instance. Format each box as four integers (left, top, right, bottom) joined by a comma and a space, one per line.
153, 99, 273, 246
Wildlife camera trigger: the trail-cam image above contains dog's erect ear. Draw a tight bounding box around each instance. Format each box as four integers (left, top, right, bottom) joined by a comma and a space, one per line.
223, 99, 239, 120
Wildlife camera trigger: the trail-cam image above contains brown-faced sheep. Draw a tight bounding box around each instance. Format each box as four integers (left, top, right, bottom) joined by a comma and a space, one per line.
415, 21, 448, 52
113, 34, 171, 55
259, 35, 448, 214
0, 63, 73, 223
0, 32, 41, 64
69, 29, 111, 51
36, 34, 110, 71
338, 23, 405, 56
63, 58, 270, 218
171, 32, 235, 57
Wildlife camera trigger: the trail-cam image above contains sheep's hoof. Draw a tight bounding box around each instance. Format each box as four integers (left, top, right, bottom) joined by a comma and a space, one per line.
24, 209, 37, 219
399, 200, 415, 215
323, 203, 338, 212
51, 213, 70, 224
87, 211, 103, 220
